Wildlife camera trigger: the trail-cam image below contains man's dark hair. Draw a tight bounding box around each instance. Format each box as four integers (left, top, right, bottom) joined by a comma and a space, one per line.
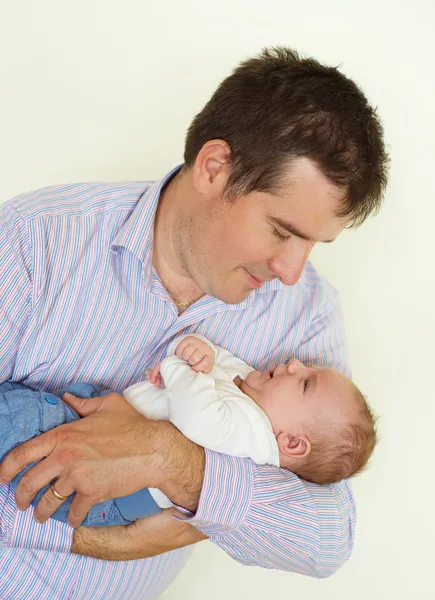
184, 46, 389, 226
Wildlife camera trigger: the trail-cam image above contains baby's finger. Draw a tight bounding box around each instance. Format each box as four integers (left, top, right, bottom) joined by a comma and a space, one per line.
175, 338, 193, 357
180, 344, 196, 362
155, 374, 164, 388
148, 365, 161, 384
191, 356, 211, 373
188, 350, 204, 366
176, 341, 190, 358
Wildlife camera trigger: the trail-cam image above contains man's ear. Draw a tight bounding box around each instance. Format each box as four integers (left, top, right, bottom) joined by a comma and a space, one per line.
192, 140, 231, 195
276, 432, 311, 459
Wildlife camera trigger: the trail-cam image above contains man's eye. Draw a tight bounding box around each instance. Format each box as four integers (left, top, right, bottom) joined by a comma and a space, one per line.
303, 380, 310, 392
272, 227, 289, 241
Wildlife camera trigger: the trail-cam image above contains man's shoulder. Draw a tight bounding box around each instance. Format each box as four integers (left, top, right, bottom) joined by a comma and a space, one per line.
5, 181, 155, 221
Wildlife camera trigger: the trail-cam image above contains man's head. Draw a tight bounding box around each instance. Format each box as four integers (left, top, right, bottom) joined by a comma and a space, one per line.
174, 46, 389, 304
241, 359, 377, 484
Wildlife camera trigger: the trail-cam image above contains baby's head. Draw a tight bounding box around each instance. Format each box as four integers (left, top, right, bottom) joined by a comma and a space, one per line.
241, 359, 377, 484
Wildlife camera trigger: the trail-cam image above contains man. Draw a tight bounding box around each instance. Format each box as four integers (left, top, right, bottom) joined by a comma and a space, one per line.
0, 47, 388, 599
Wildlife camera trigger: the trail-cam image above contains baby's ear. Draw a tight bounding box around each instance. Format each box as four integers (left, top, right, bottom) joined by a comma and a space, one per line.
276, 432, 311, 459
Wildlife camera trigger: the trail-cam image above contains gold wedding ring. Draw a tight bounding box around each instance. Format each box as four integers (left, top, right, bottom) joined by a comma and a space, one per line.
50, 482, 69, 501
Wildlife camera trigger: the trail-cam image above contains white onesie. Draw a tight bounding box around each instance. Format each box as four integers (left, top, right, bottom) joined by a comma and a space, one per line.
123, 334, 279, 508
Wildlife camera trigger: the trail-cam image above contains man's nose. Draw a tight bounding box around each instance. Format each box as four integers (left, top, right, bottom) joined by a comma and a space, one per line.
268, 238, 314, 286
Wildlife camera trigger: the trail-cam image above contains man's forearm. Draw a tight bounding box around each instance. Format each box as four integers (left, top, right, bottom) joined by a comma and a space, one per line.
71, 509, 208, 561
151, 420, 205, 512
72, 522, 119, 560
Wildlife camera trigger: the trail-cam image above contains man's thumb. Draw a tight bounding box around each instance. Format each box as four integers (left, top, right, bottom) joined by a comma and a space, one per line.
63, 392, 104, 417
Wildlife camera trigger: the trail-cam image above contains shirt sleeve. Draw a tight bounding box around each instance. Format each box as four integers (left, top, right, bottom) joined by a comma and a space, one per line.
177, 289, 356, 577
0, 203, 33, 382
178, 451, 355, 578
123, 381, 171, 420
0, 483, 73, 554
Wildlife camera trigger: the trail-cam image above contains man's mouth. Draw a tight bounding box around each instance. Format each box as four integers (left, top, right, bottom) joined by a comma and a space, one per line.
244, 269, 267, 289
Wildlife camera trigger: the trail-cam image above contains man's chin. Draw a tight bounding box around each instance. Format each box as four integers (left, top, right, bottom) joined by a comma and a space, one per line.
212, 287, 251, 305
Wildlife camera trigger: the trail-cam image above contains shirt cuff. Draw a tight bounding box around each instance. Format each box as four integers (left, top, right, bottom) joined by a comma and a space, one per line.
174, 449, 254, 536
1, 484, 73, 554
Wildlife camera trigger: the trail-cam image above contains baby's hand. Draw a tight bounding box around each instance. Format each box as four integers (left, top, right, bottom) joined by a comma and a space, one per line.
147, 362, 164, 387
175, 336, 215, 373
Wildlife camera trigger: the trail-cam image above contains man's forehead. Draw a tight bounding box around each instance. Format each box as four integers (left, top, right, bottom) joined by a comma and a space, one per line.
252, 162, 345, 237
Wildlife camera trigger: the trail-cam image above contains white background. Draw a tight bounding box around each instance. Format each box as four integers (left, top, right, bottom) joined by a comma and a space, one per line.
1, 1, 434, 599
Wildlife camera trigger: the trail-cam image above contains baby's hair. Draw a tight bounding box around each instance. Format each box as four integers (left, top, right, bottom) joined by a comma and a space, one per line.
297, 384, 377, 485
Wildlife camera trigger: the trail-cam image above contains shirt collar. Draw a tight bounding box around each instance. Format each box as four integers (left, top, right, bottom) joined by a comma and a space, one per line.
112, 164, 288, 301
111, 165, 182, 288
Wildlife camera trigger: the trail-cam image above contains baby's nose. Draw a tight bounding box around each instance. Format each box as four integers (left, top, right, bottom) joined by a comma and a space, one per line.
287, 358, 305, 373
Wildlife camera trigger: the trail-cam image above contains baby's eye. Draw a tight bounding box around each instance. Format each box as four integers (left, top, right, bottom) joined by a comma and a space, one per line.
303, 379, 310, 392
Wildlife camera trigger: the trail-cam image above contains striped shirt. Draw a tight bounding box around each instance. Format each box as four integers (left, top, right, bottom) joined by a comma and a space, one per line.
0, 166, 356, 599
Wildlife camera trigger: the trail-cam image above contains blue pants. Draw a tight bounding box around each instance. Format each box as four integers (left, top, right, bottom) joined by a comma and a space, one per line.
0, 382, 160, 526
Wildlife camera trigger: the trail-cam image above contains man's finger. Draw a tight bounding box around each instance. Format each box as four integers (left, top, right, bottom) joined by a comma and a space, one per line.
0, 430, 57, 485
63, 393, 105, 417
14, 456, 61, 510
33, 477, 75, 523
67, 494, 95, 528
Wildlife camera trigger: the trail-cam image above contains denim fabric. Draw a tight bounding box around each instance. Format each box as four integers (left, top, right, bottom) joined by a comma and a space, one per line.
0, 382, 160, 526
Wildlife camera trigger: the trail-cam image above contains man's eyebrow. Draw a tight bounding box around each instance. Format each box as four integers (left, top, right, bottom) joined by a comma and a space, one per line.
270, 217, 336, 244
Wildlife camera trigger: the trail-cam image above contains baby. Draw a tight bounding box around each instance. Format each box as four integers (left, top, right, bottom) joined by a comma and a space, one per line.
0, 334, 376, 527
140, 334, 376, 488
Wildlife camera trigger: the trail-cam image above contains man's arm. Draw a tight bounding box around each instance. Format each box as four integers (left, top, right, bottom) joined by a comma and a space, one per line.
0, 393, 205, 521
1, 481, 207, 559
71, 508, 208, 561
69, 446, 354, 576
1, 413, 208, 558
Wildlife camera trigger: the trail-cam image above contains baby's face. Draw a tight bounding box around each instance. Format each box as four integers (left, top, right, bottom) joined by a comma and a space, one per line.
242, 359, 354, 435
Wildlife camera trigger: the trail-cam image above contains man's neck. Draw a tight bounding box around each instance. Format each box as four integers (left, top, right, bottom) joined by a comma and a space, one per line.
153, 171, 204, 305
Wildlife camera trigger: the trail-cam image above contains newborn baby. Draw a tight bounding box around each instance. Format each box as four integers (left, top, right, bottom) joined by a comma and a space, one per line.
0, 334, 376, 527
139, 333, 376, 488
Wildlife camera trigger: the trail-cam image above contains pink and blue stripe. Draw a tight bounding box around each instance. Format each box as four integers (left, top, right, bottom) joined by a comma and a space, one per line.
0, 166, 355, 598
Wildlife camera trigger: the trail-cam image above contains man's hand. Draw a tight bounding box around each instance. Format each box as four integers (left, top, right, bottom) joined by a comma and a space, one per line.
0, 392, 205, 526
175, 336, 215, 373
72, 508, 208, 561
